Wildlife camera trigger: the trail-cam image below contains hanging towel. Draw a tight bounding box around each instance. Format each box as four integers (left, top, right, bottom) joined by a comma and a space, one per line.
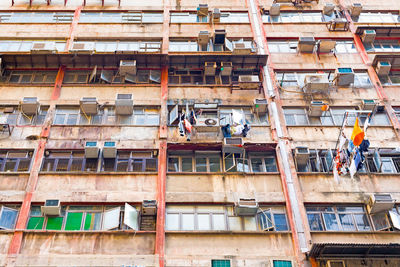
351, 118, 364, 146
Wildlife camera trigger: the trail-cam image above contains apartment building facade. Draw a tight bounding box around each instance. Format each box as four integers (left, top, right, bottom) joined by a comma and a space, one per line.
0, 0, 399, 266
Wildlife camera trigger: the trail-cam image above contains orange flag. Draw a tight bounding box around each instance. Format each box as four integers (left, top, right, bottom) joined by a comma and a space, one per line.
351, 118, 364, 146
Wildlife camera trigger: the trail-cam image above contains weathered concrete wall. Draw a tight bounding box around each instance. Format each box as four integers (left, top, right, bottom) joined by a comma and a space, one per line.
0, 24, 70, 38
75, 24, 164, 39
0, 86, 53, 103
0, 174, 28, 202
0, 233, 13, 267
264, 24, 354, 38
167, 174, 284, 203
311, 232, 400, 244
170, 24, 252, 38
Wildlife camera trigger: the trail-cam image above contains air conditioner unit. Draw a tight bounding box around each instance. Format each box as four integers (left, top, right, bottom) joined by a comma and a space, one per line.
323, 3, 335, 15
269, 3, 280, 16
274, 0, 292, 3
360, 99, 376, 111
212, 8, 221, 22
350, 3, 362, 17
298, 37, 316, 53
308, 101, 328, 117
376, 61, 391, 76
80, 97, 98, 115
335, 68, 355, 86
41, 199, 61, 216
213, 29, 226, 45
327, 260, 345, 267
115, 93, 134, 115
238, 75, 260, 89
85, 141, 99, 158
103, 141, 116, 158
367, 193, 395, 214
31, 41, 57, 54
254, 99, 268, 114
142, 200, 157, 215
20, 97, 40, 115
195, 117, 219, 132
220, 62, 232, 76
330, 18, 348, 31
223, 137, 244, 155
235, 198, 259, 216
204, 62, 217, 76
303, 75, 330, 93
198, 31, 210, 45
70, 42, 95, 54
119, 60, 137, 76
233, 42, 251, 55
197, 4, 209, 16
318, 40, 336, 53
361, 29, 376, 43
295, 146, 310, 166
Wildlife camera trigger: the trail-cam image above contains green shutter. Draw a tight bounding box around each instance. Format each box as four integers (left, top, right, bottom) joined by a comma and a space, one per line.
65, 212, 83, 231
273, 260, 292, 267
84, 212, 101, 230
46, 217, 64, 230
211, 259, 231, 267
27, 217, 44, 230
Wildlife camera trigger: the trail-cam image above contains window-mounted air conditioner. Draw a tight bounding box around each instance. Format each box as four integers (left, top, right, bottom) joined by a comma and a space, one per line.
298, 37, 316, 53
350, 3, 362, 17
220, 62, 232, 76
212, 8, 221, 22
360, 99, 376, 111
254, 99, 268, 114
335, 68, 354, 86
195, 117, 220, 132
361, 29, 376, 43
115, 93, 134, 115
303, 75, 330, 93
376, 61, 391, 76
80, 97, 98, 115
204, 62, 217, 76
308, 101, 328, 117
327, 260, 345, 267
70, 42, 95, 54
198, 31, 210, 45
41, 199, 61, 216
235, 198, 259, 216
20, 97, 40, 115
223, 137, 244, 154
197, 4, 209, 16
330, 18, 348, 31
269, 3, 280, 16
323, 3, 335, 16
233, 42, 251, 55
31, 42, 57, 54
119, 60, 137, 76
142, 200, 157, 215
103, 141, 116, 158
367, 193, 395, 214
318, 40, 336, 53
238, 75, 260, 89
295, 146, 310, 166
213, 29, 226, 45
85, 141, 99, 158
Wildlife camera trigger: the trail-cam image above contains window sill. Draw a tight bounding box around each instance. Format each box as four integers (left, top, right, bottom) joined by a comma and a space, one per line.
286, 125, 394, 128
21, 229, 156, 234
165, 230, 291, 234
264, 22, 329, 25
0, 172, 30, 175
39, 171, 158, 175
51, 124, 160, 127
310, 230, 400, 234
297, 172, 400, 176
167, 172, 280, 175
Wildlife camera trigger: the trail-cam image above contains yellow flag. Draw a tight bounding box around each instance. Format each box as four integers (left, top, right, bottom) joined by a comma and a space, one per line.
351, 118, 364, 146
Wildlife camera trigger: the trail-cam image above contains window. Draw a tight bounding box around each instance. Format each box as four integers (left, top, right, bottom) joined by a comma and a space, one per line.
283, 107, 390, 126
262, 12, 325, 23
27, 204, 140, 231
220, 12, 249, 23
165, 205, 288, 232
0, 106, 48, 126
0, 150, 33, 172
306, 206, 371, 232
0, 205, 19, 229
364, 40, 400, 53
79, 12, 163, 23
169, 39, 254, 52
211, 260, 231, 267
0, 12, 74, 23
4, 71, 57, 84
54, 106, 159, 126
41, 151, 98, 172
257, 207, 288, 231
102, 151, 157, 172
0, 40, 66, 52
170, 12, 208, 23
220, 107, 268, 126
268, 40, 356, 54
273, 260, 292, 267
295, 149, 334, 173
355, 12, 399, 23
379, 71, 400, 86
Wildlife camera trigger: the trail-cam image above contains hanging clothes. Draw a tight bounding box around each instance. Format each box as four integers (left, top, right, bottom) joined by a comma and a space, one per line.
221, 124, 231, 138
351, 117, 364, 146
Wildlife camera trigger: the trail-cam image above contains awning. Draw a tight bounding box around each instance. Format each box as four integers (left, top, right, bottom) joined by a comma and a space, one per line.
371, 54, 400, 68
309, 243, 400, 259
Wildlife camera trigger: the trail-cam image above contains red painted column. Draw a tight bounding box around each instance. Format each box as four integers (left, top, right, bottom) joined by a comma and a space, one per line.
65, 6, 83, 52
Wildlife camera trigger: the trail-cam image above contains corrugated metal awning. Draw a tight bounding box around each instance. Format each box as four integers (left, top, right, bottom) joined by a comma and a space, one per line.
309, 243, 400, 259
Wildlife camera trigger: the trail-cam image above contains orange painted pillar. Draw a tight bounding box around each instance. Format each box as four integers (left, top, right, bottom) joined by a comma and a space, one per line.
65, 6, 83, 51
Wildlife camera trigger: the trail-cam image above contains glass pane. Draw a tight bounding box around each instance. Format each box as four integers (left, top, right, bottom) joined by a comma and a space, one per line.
84, 212, 102, 230
354, 214, 371, 231
212, 214, 226, 230
338, 214, 356, 231
197, 214, 211, 230
4, 159, 17, 172
273, 260, 292, 267
27, 217, 44, 230
251, 158, 263, 172
274, 214, 288, 231
323, 213, 339, 231
168, 157, 179, 172
181, 157, 193, 172
166, 213, 180, 230
56, 159, 69, 171
17, 159, 31, 172
209, 157, 221, 172
145, 158, 157, 172
0, 207, 18, 229
228, 217, 242, 231
195, 157, 207, 172
181, 214, 195, 230
46, 217, 63, 230
131, 159, 143, 172
307, 213, 323, 231
243, 217, 256, 231
65, 212, 83, 230
70, 159, 83, 171
265, 158, 278, 172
